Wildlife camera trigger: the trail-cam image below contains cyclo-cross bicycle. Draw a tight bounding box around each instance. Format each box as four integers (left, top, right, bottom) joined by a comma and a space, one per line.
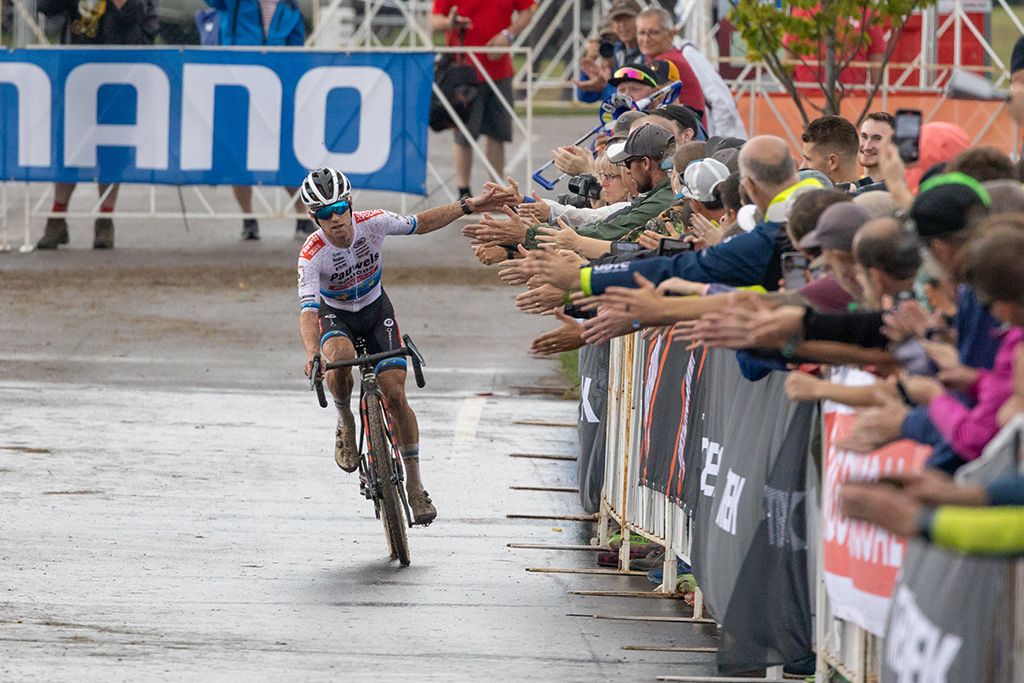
309, 334, 427, 567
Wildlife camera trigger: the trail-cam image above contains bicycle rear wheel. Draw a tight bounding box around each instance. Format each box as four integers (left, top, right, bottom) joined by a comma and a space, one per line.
365, 394, 410, 567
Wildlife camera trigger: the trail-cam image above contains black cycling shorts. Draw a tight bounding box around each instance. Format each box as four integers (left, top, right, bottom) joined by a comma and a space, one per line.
319, 291, 407, 375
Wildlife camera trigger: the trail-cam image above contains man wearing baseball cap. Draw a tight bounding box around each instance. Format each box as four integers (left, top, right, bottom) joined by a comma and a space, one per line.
607, 60, 678, 102
525, 123, 676, 246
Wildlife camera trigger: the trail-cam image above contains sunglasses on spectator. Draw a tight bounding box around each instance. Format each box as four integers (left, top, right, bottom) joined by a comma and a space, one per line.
315, 200, 351, 220
611, 67, 658, 88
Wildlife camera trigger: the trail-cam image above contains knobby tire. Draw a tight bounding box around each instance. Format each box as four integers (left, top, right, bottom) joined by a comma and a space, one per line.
366, 394, 410, 567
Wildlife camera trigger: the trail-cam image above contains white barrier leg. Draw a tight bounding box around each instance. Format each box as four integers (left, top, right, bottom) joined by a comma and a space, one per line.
1, 182, 9, 252
18, 182, 33, 253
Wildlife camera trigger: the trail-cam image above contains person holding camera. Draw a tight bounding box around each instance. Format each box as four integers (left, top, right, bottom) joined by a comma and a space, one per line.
35, 0, 158, 250
430, 0, 538, 200
522, 123, 676, 250
575, 0, 642, 102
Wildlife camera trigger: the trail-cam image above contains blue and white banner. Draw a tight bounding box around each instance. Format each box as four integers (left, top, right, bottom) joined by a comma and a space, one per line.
0, 48, 432, 194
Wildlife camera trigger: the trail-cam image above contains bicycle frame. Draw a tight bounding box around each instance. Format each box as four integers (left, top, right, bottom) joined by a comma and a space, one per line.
311, 334, 426, 528
354, 350, 413, 527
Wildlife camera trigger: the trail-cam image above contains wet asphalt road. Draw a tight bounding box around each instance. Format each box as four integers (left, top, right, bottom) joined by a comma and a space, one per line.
0, 115, 719, 680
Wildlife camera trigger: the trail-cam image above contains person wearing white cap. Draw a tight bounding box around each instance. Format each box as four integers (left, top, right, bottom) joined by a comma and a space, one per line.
679, 157, 730, 222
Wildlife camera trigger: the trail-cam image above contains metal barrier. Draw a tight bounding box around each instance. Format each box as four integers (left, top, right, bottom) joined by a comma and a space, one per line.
597, 335, 1023, 681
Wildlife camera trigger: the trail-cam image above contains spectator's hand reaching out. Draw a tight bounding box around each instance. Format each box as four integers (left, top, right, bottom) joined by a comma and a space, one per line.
516, 284, 566, 314
535, 218, 582, 252
836, 392, 907, 453
898, 372, 945, 405
517, 196, 551, 224
482, 176, 524, 206
785, 371, 824, 402
473, 244, 508, 266
921, 340, 979, 393
656, 277, 707, 297
881, 300, 941, 343
551, 146, 595, 176
882, 469, 988, 506
518, 248, 585, 290
840, 482, 922, 537
497, 245, 530, 286
683, 303, 802, 350
531, 309, 585, 355
461, 206, 528, 246
580, 305, 644, 345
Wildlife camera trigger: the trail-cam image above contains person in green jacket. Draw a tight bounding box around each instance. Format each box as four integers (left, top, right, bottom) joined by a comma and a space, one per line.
524, 123, 676, 248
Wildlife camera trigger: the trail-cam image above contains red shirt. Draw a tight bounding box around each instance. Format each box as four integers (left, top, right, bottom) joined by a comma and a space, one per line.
651, 48, 707, 116
432, 0, 535, 82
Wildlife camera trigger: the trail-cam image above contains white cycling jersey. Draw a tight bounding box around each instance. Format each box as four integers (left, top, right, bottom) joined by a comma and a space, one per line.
298, 209, 418, 313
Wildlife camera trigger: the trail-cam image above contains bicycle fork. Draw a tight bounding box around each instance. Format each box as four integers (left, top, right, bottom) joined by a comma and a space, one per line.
357, 381, 414, 527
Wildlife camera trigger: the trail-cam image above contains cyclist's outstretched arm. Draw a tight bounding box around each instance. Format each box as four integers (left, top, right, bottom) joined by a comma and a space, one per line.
413, 186, 517, 235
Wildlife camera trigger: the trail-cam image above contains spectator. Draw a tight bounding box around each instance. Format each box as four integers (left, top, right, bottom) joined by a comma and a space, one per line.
649, 104, 704, 143
984, 179, 1024, 213
856, 111, 894, 185
431, 0, 537, 199
36, 0, 158, 249
947, 146, 1017, 183
526, 136, 825, 294
575, 0, 642, 101
607, 60, 678, 103
785, 189, 855, 313
634, 7, 707, 117
797, 202, 871, 301
677, 37, 747, 139
905, 122, 970, 193
679, 158, 730, 223
800, 116, 861, 190
203, 0, 310, 240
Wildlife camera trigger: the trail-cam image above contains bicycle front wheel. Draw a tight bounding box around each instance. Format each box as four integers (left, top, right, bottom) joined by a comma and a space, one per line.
365, 394, 410, 567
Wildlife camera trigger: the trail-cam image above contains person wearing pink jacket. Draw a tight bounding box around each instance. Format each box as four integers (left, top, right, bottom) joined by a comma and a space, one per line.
901, 218, 1024, 460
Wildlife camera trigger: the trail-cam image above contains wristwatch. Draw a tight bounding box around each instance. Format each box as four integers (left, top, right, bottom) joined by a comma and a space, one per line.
503, 29, 516, 42
459, 196, 473, 215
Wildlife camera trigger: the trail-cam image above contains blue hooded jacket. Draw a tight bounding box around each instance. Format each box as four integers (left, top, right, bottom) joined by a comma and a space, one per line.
206, 0, 304, 46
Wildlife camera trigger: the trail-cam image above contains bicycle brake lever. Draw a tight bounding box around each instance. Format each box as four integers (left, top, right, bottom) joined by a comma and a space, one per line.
401, 334, 427, 367
310, 353, 328, 408
402, 335, 427, 389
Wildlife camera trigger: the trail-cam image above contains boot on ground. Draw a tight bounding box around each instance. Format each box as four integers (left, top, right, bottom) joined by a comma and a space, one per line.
37, 217, 69, 250
93, 217, 114, 249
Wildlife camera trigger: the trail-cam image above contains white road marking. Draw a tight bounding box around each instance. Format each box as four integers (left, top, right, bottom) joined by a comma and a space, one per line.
453, 396, 487, 449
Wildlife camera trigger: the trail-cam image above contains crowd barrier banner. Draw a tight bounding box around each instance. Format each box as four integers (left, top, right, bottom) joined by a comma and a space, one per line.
881, 417, 1023, 683
0, 48, 431, 193
578, 342, 609, 514
681, 349, 816, 674
636, 330, 693, 502
821, 367, 932, 636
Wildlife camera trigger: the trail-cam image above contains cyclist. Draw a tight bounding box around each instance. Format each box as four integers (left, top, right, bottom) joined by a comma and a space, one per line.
298, 168, 513, 524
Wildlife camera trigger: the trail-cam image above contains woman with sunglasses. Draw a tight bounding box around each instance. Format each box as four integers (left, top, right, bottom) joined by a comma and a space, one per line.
296, 168, 513, 525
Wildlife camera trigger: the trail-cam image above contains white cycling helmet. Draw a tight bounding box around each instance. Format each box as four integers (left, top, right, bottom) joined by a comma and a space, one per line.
300, 167, 352, 210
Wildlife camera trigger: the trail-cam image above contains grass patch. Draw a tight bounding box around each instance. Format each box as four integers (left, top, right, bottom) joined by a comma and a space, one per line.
558, 349, 581, 401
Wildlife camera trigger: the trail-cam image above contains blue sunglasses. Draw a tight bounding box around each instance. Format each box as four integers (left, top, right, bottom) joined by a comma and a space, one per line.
314, 200, 351, 220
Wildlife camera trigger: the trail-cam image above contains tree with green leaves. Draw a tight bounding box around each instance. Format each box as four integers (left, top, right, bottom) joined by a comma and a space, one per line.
731, 0, 935, 125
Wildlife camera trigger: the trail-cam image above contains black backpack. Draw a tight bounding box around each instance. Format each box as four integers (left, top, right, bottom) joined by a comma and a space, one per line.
429, 31, 480, 132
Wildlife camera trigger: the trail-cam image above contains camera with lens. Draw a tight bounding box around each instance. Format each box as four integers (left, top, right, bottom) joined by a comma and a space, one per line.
599, 40, 615, 59
558, 173, 602, 209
